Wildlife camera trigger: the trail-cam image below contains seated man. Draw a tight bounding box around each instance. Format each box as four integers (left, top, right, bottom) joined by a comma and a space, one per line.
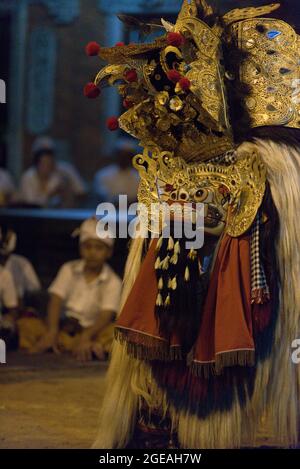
18, 136, 87, 208
20, 218, 122, 361
93, 138, 139, 204
0, 144, 16, 206
0, 168, 16, 206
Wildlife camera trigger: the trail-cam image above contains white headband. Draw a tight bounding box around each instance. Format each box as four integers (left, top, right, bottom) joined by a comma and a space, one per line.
72, 218, 115, 248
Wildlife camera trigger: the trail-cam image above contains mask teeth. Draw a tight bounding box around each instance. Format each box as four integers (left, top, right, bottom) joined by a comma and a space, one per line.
156, 293, 163, 306
167, 236, 174, 251
161, 255, 170, 270
154, 256, 161, 270
184, 265, 190, 282
164, 294, 171, 307
188, 248, 197, 261
174, 240, 181, 254
170, 253, 178, 265
167, 276, 172, 289
158, 277, 164, 290
171, 276, 177, 290
156, 235, 163, 250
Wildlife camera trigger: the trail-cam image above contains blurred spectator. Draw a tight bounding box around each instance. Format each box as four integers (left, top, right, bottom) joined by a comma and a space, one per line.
0, 224, 41, 303
0, 228, 19, 348
19, 218, 122, 361
0, 168, 15, 206
0, 144, 16, 206
94, 138, 139, 204
18, 136, 87, 207
0, 264, 18, 312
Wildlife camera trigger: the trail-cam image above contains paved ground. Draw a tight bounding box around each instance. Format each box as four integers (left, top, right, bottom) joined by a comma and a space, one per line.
1, 353, 297, 449
0, 352, 107, 448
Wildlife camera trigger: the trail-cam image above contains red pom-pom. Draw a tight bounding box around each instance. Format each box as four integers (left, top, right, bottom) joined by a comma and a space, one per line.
178, 77, 191, 91
115, 41, 125, 47
85, 41, 100, 56
106, 116, 119, 131
124, 69, 138, 83
123, 98, 134, 109
167, 69, 182, 83
83, 82, 100, 99
167, 32, 185, 47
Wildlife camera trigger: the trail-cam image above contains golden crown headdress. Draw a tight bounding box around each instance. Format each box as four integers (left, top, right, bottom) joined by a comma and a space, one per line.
85, 0, 300, 163
84, 1, 300, 237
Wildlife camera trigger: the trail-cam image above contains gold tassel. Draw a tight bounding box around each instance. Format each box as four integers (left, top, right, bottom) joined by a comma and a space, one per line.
174, 240, 180, 254
167, 276, 177, 290
167, 236, 174, 251
184, 265, 190, 282
188, 248, 197, 261
154, 256, 161, 270
158, 277, 164, 290
161, 255, 170, 270
164, 294, 171, 306
170, 253, 178, 265
156, 293, 163, 306
156, 235, 163, 250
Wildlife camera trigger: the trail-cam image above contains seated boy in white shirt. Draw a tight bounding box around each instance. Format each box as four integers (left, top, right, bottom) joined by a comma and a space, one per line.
21, 218, 122, 360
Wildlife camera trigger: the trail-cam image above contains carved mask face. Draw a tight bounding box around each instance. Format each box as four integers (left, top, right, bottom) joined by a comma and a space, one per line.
133, 148, 266, 239
156, 173, 229, 237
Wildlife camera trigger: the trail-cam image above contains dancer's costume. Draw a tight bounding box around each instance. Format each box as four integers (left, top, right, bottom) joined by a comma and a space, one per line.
88, 1, 300, 448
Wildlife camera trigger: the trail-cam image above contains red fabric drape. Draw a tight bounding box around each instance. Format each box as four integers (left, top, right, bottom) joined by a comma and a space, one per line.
116, 234, 255, 372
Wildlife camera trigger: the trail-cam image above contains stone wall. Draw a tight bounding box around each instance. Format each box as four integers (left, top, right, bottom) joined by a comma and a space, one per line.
24, 0, 107, 180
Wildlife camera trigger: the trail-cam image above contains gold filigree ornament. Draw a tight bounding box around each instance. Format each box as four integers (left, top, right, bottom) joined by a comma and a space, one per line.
93, 1, 300, 153
174, 8, 231, 134
91, 0, 300, 161
230, 17, 300, 129
94, 0, 235, 162
133, 147, 266, 238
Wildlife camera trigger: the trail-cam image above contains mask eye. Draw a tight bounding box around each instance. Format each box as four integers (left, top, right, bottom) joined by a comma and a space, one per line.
170, 191, 178, 200
178, 189, 189, 201
194, 188, 208, 202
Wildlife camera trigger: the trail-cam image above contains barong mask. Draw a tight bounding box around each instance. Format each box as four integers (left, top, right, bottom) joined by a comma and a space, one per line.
86, 0, 300, 352
133, 147, 266, 238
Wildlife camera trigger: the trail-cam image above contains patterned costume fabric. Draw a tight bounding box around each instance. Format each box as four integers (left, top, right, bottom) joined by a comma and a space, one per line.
250, 214, 270, 304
